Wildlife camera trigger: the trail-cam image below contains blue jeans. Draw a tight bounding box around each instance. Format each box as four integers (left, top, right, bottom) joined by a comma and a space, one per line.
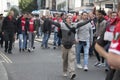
41, 33, 50, 48
53, 32, 58, 46
76, 41, 90, 65
18, 32, 27, 49
28, 32, 35, 49
57, 37, 61, 46
39, 27, 42, 36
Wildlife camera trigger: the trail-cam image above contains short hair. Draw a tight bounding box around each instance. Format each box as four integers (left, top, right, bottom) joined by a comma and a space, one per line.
60, 13, 64, 17
0, 14, 3, 16
35, 14, 39, 17
98, 9, 106, 16
81, 11, 88, 15
30, 13, 34, 17
22, 12, 29, 15
112, 11, 117, 14
76, 11, 79, 15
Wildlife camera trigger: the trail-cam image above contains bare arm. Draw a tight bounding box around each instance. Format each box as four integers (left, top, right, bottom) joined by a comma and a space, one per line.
106, 53, 120, 69
95, 43, 120, 69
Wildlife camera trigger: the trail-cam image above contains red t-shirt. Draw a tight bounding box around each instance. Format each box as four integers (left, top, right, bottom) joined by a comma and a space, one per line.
29, 19, 34, 32
72, 16, 77, 22
21, 17, 26, 31
59, 18, 63, 22
109, 21, 120, 55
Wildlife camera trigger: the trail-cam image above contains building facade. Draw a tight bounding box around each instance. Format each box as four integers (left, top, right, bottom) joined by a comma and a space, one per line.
56, 0, 95, 11
37, 0, 56, 10
56, 0, 75, 11
81, 0, 95, 6
0, 0, 19, 16
94, 0, 118, 11
37, 0, 95, 11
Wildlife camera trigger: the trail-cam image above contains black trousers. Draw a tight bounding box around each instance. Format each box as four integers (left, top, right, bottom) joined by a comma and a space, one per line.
105, 68, 116, 80
94, 41, 104, 63
0, 32, 3, 47
4, 32, 14, 51
112, 70, 120, 80
106, 69, 120, 80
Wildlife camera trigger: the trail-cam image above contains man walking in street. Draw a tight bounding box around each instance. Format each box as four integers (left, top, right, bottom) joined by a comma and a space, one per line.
0, 14, 4, 48
76, 11, 93, 71
2, 10, 17, 54
52, 14, 91, 79
27, 13, 36, 52
41, 15, 52, 49
17, 12, 28, 52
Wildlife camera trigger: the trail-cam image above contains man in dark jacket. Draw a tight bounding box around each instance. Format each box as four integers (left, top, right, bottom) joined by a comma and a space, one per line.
34, 14, 41, 38
41, 16, 52, 48
17, 13, 28, 52
2, 10, 17, 54
0, 14, 4, 48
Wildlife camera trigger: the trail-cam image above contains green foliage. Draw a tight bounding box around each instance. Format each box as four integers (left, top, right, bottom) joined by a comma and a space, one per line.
19, 0, 38, 12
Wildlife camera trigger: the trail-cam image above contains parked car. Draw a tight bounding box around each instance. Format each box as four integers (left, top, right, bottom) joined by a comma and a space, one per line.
79, 8, 93, 14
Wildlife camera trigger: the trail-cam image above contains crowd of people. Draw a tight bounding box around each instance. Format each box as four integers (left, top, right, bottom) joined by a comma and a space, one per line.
0, 3, 120, 80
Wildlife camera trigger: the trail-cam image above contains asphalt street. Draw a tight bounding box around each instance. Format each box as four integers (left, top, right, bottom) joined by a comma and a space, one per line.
0, 39, 106, 80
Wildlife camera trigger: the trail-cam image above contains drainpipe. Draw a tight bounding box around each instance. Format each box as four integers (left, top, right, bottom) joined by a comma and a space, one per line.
113, 0, 115, 11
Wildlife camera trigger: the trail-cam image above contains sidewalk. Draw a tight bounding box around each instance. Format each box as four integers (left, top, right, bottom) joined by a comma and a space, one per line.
0, 61, 8, 80
35, 38, 53, 45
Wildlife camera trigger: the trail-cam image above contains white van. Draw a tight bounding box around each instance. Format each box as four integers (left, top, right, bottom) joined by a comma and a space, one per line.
39, 9, 50, 17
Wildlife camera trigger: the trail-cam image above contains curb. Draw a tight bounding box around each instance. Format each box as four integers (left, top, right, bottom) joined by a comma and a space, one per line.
35, 39, 53, 45
0, 62, 8, 80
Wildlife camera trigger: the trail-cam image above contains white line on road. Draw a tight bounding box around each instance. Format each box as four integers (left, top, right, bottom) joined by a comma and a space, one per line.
0, 53, 9, 63
0, 51, 12, 63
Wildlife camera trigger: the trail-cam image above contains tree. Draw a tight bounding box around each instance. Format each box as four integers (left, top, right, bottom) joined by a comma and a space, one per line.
19, 0, 38, 12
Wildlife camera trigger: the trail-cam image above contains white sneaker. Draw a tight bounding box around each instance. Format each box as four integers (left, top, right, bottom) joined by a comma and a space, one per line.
31, 48, 34, 51
84, 65, 88, 71
99, 63, 106, 67
63, 72, 67, 77
101, 63, 106, 67
77, 64, 83, 69
94, 62, 100, 66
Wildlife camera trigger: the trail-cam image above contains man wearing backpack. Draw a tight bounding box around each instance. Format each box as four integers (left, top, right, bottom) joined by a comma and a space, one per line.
51, 14, 91, 79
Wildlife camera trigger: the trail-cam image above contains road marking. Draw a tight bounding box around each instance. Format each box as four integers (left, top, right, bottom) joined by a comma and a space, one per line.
0, 60, 5, 63
0, 53, 9, 63
0, 51, 12, 63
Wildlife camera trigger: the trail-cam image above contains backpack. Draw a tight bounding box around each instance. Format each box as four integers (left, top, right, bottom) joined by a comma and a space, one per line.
62, 22, 76, 49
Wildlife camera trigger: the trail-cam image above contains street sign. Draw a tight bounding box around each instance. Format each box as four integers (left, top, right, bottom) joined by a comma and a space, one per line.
105, 4, 113, 8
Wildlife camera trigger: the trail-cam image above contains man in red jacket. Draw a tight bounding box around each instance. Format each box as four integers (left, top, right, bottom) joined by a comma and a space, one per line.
27, 13, 36, 52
